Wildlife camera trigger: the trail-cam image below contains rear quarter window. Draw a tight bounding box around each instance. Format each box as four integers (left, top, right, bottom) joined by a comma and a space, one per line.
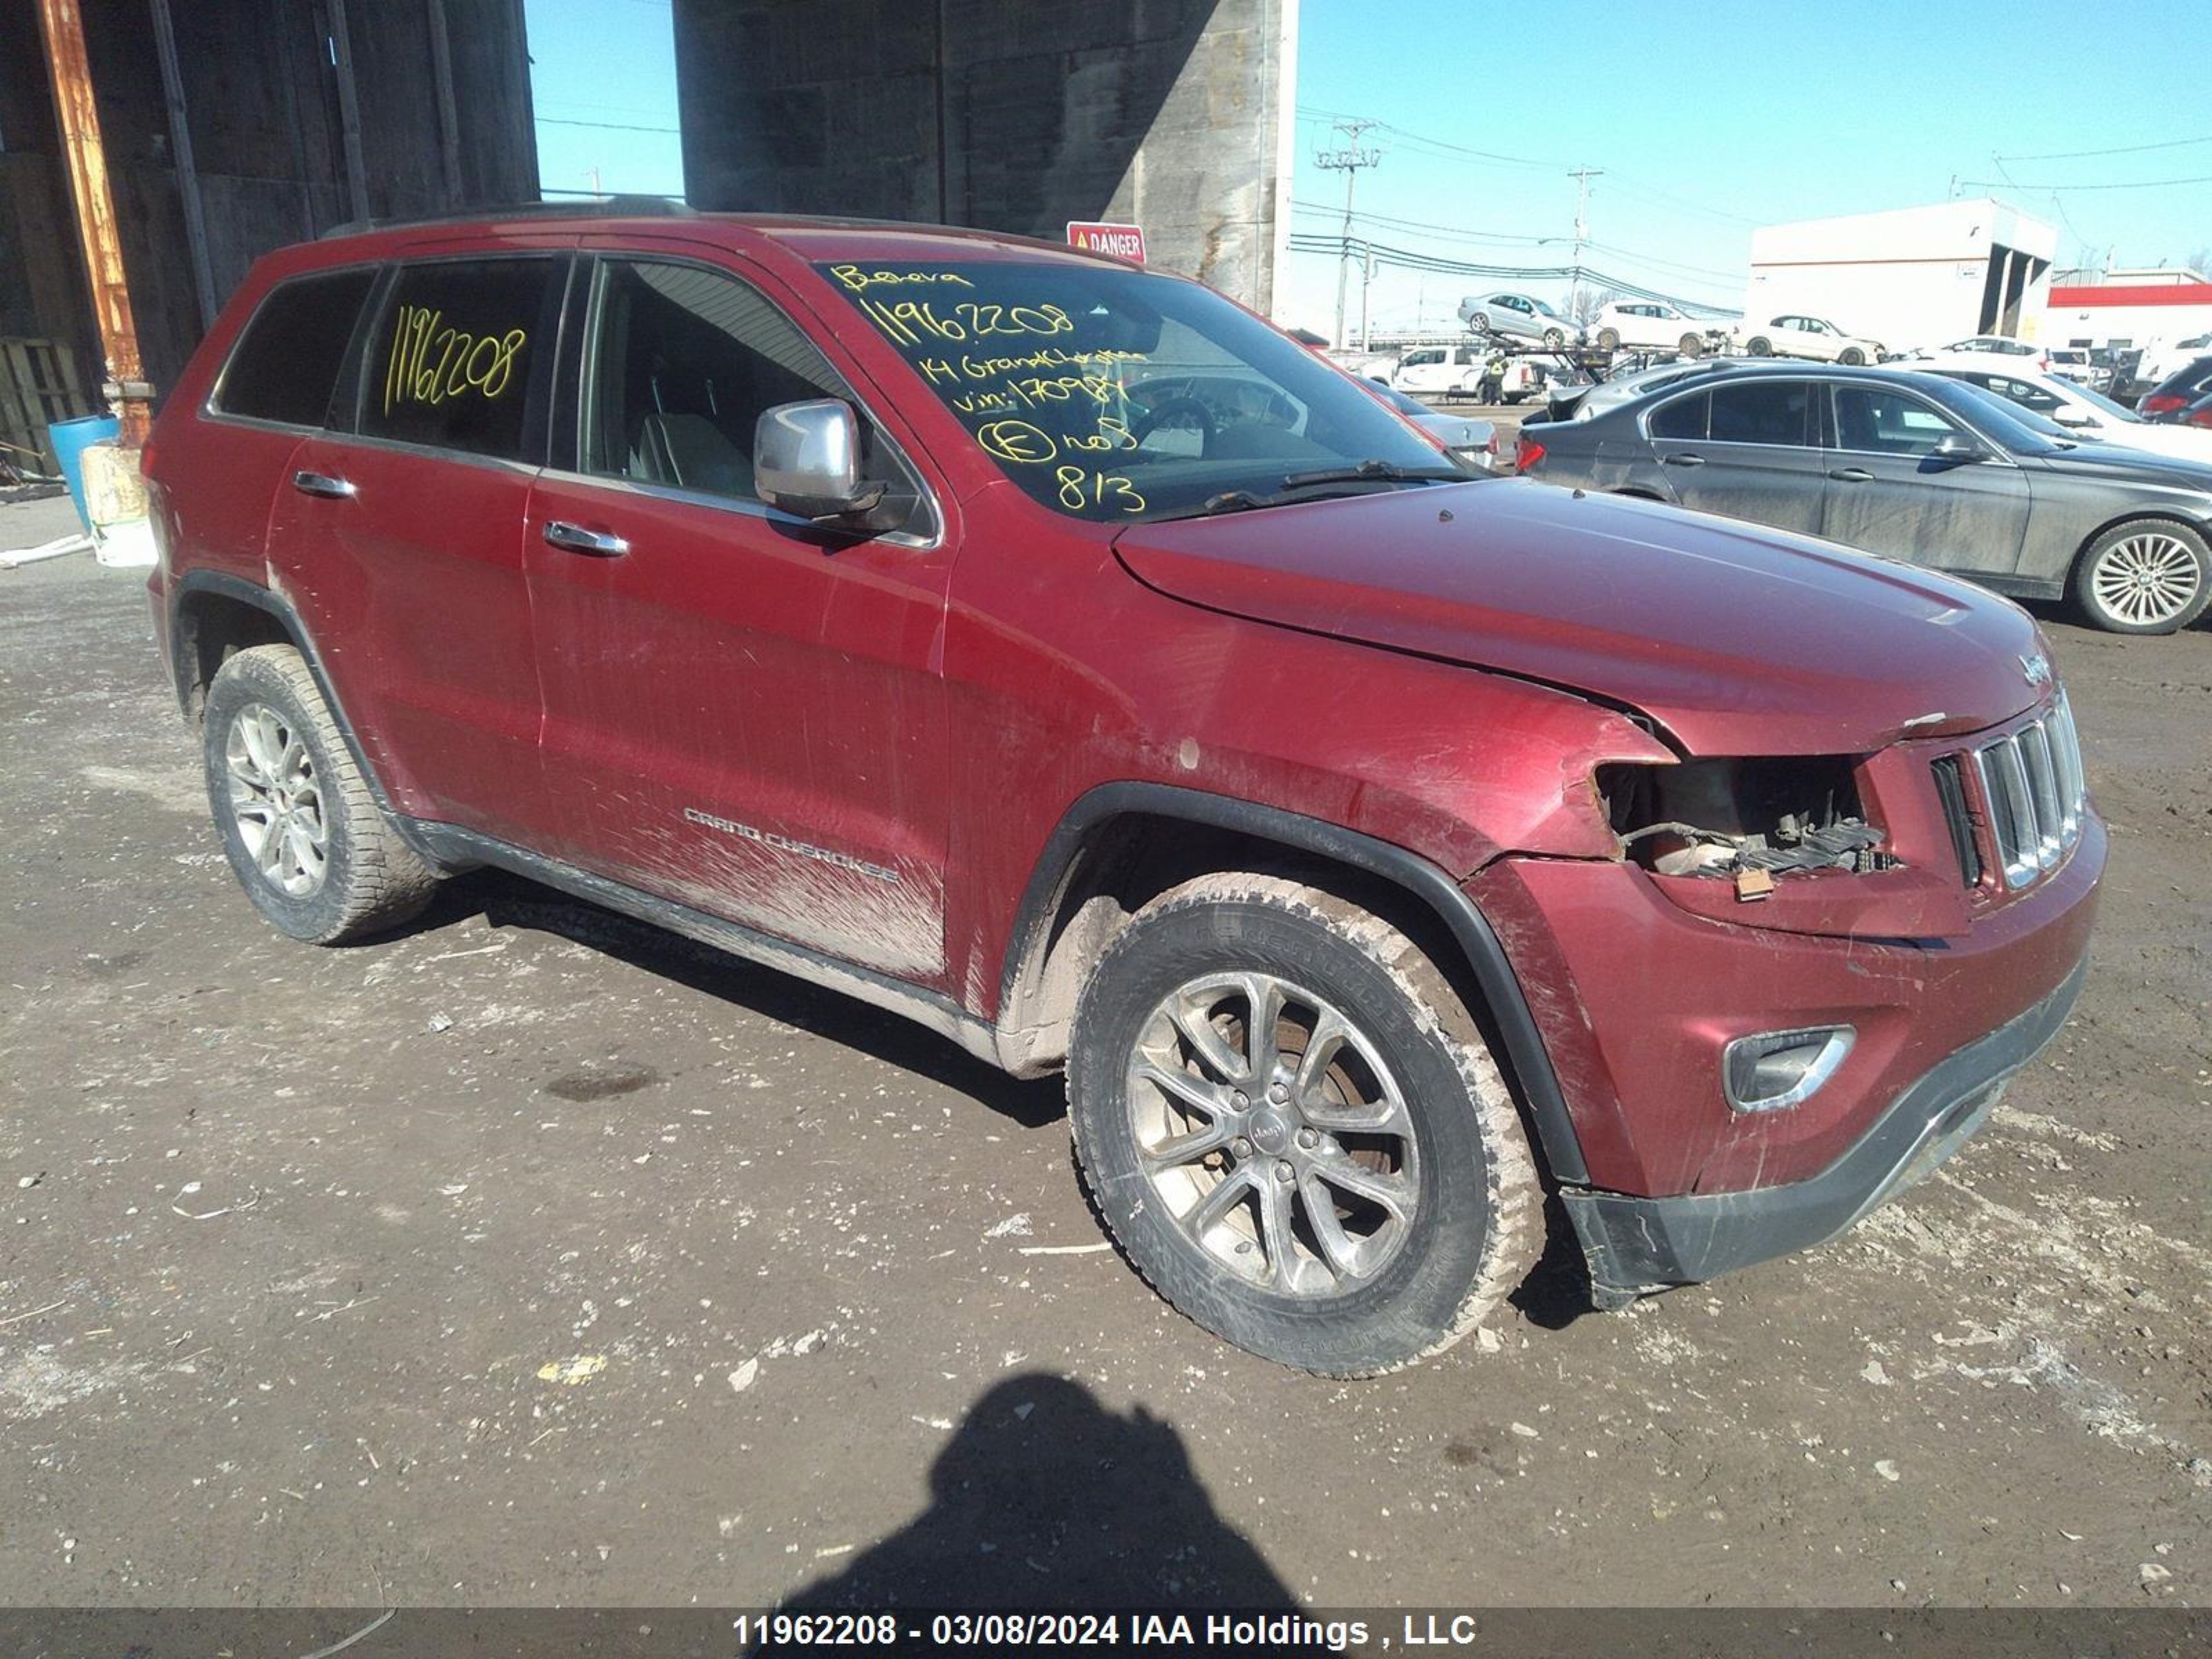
357, 258, 565, 461
213, 268, 378, 427
1647, 391, 1707, 440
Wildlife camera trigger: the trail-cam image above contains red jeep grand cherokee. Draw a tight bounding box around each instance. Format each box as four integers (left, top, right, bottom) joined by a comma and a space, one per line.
145, 207, 2102, 1374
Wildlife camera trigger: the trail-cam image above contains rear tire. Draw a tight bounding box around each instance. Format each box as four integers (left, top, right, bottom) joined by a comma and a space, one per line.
1067, 874, 1540, 1376
1678, 333, 1705, 358
2071, 519, 2211, 634
1468, 311, 1492, 336
202, 645, 440, 943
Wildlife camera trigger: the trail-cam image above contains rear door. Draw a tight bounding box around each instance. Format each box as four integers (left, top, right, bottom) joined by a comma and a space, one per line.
1820, 382, 2032, 575
265, 252, 568, 842
1640, 377, 1826, 534
520, 248, 957, 985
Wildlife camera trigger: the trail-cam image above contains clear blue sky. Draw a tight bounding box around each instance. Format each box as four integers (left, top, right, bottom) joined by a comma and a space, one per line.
523, 0, 2212, 332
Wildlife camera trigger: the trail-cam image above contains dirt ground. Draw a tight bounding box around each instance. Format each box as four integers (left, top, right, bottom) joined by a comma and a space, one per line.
1, 491, 2206, 1612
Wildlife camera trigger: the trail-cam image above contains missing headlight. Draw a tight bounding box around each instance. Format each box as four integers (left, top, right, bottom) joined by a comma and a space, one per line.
1597, 756, 1895, 879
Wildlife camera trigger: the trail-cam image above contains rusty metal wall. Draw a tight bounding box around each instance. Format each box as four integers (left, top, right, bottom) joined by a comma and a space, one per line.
672, 0, 1297, 312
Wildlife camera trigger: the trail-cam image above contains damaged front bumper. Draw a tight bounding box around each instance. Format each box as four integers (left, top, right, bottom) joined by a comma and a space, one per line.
1558, 955, 2087, 1304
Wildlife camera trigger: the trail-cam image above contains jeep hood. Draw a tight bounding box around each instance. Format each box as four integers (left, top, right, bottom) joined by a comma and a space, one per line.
1113, 481, 2047, 754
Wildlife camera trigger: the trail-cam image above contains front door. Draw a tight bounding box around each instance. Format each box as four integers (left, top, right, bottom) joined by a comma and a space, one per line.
1821, 383, 2033, 577
523, 251, 957, 986
263, 252, 568, 843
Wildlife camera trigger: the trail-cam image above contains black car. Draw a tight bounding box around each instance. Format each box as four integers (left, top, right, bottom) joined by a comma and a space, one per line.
2141, 355, 2212, 421
1517, 364, 2212, 633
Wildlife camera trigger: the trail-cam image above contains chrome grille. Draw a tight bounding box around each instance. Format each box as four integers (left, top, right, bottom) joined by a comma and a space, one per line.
1971, 692, 2086, 889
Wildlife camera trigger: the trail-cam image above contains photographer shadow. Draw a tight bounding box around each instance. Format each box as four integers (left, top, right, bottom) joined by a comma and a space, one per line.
769, 1373, 1295, 1613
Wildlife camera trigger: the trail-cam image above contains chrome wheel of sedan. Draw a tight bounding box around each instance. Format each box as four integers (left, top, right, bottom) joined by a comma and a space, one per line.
223, 700, 328, 897
2089, 530, 2201, 628
1127, 971, 1420, 1298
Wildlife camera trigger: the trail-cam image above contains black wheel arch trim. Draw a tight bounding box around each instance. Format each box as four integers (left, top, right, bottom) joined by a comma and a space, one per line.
166, 570, 432, 856
999, 781, 1591, 1186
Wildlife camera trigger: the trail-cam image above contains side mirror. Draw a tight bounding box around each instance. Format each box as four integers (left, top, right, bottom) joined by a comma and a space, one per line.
1931, 433, 1989, 462
755, 399, 886, 521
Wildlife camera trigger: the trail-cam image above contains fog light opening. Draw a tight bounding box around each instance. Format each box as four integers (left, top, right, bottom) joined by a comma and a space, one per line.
1723, 1026, 1856, 1114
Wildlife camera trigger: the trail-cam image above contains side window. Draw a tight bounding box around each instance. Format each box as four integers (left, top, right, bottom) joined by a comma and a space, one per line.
581, 258, 919, 521
1647, 390, 1708, 441
1832, 386, 1965, 456
1709, 379, 1812, 446
1404, 349, 1443, 367
214, 268, 377, 427
359, 259, 562, 460
1988, 375, 2062, 414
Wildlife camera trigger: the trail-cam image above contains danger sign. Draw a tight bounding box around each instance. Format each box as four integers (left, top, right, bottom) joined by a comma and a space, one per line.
1066, 221, 1146, 263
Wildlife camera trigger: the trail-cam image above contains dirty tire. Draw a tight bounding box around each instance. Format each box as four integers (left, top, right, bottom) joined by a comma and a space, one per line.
1067, 874, 1540, 1376
2070, 518, 2211, 635
1542, 328, 1566, 349
1678, 333, 1705, 358
202, 644, 439, 944
1595, 328, 1620, 352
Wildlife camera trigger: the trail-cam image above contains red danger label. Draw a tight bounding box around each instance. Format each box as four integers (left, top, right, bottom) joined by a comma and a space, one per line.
1066, 221, 1147, 263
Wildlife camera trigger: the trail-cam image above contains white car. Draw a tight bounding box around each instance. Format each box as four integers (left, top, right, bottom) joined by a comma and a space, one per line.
1734, 313, 1884, 365
1389, 341, 1489, 395
1916, 362, 2212, 462
1589, 301, 1725, 357
2135, 334, 2212, 389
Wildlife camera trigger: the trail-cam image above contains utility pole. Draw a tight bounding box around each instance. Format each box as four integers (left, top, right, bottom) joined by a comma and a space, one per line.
1568, 164, 1603, 323
36, 0, 153, 447
1316, 119, 1380, 349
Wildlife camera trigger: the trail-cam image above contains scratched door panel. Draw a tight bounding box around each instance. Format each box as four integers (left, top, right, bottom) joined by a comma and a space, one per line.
524, 254, 955, 986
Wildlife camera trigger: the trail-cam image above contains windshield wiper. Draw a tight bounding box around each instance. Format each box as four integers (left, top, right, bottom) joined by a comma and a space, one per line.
1276, 460, 1467, 489
1160, 462, 1467, 523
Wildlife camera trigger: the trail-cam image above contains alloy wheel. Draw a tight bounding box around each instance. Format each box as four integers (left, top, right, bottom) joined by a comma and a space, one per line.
2092, 532, 2201, 627
223, 700, 329, 897
1125, 972, 1420, 1298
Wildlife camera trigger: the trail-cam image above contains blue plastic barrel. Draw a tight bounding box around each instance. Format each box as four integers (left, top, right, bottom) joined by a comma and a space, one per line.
48, 413, 120, 532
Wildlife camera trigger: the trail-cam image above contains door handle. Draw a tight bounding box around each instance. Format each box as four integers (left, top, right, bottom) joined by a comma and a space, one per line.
542, 521, 630, 557
1828, 467, 1875, 482
291, 470, 356, 499
1660, 451, 1704, 467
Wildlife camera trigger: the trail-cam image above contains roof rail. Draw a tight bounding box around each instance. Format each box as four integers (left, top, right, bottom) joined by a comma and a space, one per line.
318, 196, 695, 241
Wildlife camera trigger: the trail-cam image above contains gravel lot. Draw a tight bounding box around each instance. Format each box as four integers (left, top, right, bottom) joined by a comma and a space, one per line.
1, 491, 2206, 1610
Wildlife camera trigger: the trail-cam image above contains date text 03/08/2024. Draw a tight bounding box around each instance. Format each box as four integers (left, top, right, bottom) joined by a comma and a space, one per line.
727, 1611, 1514, 1650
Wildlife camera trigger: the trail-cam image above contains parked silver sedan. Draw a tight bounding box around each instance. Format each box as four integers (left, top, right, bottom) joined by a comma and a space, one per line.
1371, 384, 1498, 470
1517, 364, 2212, 633
1456, 290, 1581, 348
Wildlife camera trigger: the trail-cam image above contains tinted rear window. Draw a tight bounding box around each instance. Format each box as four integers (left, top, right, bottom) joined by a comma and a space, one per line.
214, 268, 377, 427
1709, 379, 1812, 446
358, 258, 563, 461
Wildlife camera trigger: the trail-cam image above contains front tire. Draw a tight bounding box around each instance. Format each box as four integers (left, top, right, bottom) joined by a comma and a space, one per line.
1745, 336, 1773, 356
1839, 346, 1867, 366
1067, 875, 1540, 1376
2071, 519, 2211, 634
202, 645, 440, 943
1595, 328, 1620, 352
1542, 328, 1566, 349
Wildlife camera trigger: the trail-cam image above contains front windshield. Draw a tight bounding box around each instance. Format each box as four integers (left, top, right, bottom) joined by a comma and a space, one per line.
1918, 375, 2074, 453
1530, 297, 1564, 319
816, 260, 1448, 523
2070, 381, 2141, 421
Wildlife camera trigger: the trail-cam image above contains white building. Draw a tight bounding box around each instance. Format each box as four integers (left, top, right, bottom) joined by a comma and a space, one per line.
2038, 268, 2212, 355
1744, 198, 2058, 353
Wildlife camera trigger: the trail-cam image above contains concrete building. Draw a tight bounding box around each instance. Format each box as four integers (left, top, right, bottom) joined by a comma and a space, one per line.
669, 0, 1297, 315
1743, 198, 2058, 353
2041, 268, 2212, 355
1, 0, 537, 467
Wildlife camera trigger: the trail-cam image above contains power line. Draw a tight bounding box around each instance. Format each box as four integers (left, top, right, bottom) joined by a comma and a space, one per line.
1996, 134, 2212, 163
1957, 173, 2212, 193
536, 115, 681, 134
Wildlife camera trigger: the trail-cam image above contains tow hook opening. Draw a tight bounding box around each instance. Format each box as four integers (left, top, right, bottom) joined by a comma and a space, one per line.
1598, 756, 1896, 880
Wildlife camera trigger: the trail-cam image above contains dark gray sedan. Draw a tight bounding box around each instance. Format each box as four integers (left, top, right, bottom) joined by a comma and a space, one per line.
1517, 364, 2212, 632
